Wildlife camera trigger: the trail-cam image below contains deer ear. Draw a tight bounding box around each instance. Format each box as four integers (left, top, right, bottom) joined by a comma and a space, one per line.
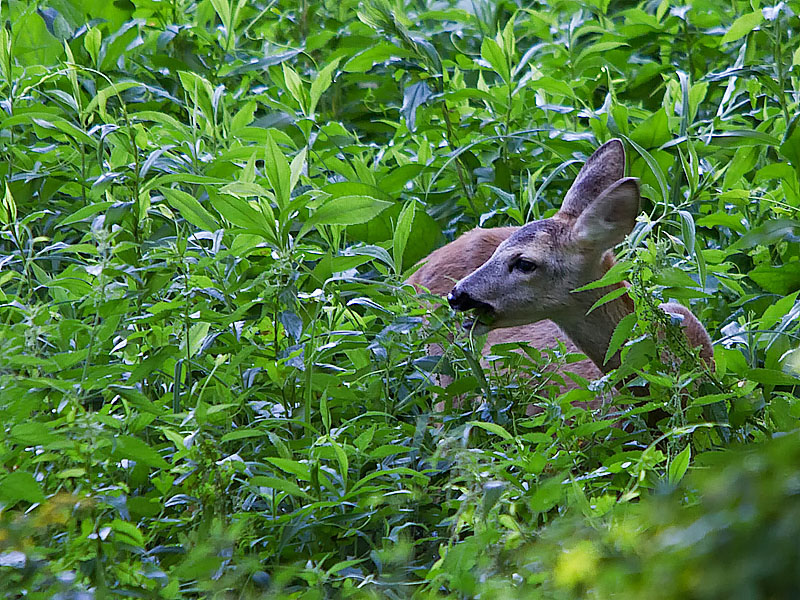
559, 139, 626, 218
572, 178, 640, 250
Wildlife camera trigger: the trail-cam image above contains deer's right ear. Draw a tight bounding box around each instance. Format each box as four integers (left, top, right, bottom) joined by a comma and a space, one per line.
559, 139, 626, 218
572, 178, 640, 250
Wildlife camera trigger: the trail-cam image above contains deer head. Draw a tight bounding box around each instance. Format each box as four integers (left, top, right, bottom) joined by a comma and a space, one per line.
447, 139, 640, 333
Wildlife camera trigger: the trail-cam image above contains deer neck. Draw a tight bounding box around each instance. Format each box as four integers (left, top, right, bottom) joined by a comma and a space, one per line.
552, 257, 633, 373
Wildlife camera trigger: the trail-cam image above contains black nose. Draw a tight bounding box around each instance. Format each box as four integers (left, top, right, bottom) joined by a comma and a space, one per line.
448, 288, 489, 312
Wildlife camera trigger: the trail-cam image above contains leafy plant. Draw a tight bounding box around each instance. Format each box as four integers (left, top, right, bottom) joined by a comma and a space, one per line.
0, 0, 799, 597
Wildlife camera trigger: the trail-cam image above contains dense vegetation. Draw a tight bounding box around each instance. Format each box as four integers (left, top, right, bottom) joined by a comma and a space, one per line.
1, 0, 799, 597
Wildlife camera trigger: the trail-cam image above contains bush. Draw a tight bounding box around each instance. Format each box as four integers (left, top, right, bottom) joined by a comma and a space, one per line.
0, 0, 799, 596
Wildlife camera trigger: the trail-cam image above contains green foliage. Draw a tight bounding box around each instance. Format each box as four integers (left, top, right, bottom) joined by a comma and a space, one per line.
0, 0, 799, 597
513, 430, 800, 599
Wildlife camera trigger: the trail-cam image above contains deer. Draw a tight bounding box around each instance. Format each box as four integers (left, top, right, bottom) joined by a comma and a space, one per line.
406, 139, 713, 413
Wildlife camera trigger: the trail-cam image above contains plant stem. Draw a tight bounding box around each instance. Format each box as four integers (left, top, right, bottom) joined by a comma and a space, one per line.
774, 24, 791, 126
440, 99, 477, 216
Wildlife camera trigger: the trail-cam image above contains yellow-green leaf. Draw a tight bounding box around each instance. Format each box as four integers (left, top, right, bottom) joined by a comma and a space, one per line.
722, 11, 762, 44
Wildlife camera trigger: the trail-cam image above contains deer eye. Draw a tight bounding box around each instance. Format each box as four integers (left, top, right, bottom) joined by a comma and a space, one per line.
512, 258, 537, 273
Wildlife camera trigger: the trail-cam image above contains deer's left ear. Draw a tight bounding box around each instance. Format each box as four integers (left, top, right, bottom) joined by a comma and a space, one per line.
572, 178, 640, 250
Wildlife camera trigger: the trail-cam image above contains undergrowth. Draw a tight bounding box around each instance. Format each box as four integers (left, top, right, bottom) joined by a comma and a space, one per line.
1, 0, 799, 597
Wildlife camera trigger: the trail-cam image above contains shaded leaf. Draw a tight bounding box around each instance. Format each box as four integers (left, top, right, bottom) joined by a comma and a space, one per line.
401, 81, 432, 132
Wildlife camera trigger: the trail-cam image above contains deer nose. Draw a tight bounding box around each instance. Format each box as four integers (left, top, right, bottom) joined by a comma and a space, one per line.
448, 288, 484, 312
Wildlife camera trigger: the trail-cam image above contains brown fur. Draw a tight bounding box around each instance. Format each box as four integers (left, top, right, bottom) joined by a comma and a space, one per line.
406, 139, 714, 414
660, 303, 715, 364
406, 227, 518, 294
405, 224, 604, 384
408, 236, 609, 414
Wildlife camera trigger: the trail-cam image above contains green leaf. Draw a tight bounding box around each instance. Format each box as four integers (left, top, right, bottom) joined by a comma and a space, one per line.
310, 58, 340, 115
748, 263, 800, 296
689, 393, 734, 407
320, 394, 330, 433
677, 210, 696, 258
401, 81, 432, 132
393, 201, 415, 275
209, 0, 232, 29
326, 559, 367, 577
731, 219, 800, 250
482, 480, 506, 514
264, 132, 292, 209
574, 260, 630, 292
230, 101, 256, 132
162, 188, 219, 231
0, 28, 8, 83
220, 429, 264, 442
351, 467, 429, 493
354, 425, 376, 452
587, 286, 630, 315
629, 109, 671, 149
468, 421, 514, 441
282, 63, 307, 113
782, 349, 800, 377
177, 71, 215, 127
84, 81, 144, 117
500, 19, 515, 64
760, 291, 800, 330
605, 312, 637, 365
266, 458, 311, 481
331, 439, 348, 488
379, 164, 425, 193
84, 26, 102, 64
369, 444, 412, 458
688, 81, 708, 122
11, 422, 58, 446
184, 322, 210, 358
696, 212, 746, 233
0, 472, 45, 504
722, 11, 763, 44
220, 181, 271, 198
113, 436, 170, 469
745, 368, 800, 386
624, 136, 669, 206
212, 193, 276, 242
481, 37, 510, 83
12, 12, 61, 66
306, 195, 392, 230
654, 267, 701, 288
343, 43, 408, 73
668, 444, 691, 484
723, 146, 759, 189
290, 148, 307, 192
58, 201, 114, 227
57, 468, 87, 479
780, 113, 800, 175
708, 130, 780, 147
249, 476, 310, 498
31, 117, 95, 146
1, 182, 17, 225
111, 519, 146, 548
